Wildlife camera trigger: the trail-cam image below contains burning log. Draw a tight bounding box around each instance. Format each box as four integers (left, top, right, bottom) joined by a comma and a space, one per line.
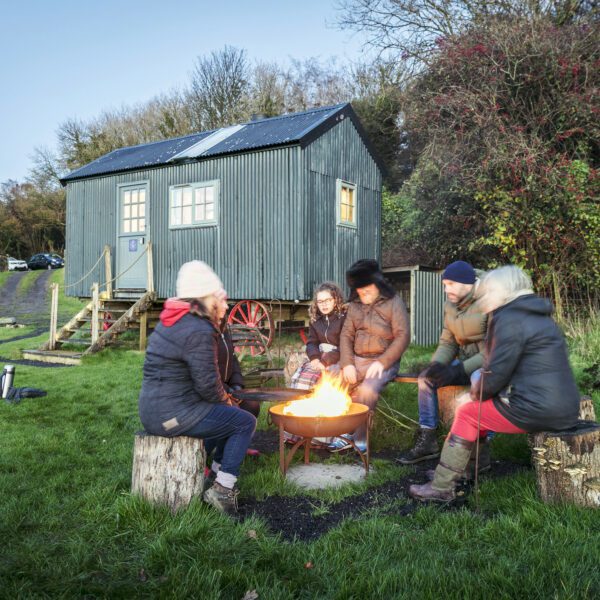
131, 432, 206, 512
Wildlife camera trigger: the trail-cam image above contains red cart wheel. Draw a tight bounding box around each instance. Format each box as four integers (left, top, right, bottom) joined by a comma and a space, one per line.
227, 300, 274, 357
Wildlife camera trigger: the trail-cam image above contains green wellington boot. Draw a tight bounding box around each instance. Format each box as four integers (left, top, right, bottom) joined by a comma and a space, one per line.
425, 437, 492, 481
409, 434, 474, 502
465, 437, 491, 480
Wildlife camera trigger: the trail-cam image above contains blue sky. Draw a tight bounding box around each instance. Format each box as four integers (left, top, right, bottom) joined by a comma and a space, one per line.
0, 0, 367, 184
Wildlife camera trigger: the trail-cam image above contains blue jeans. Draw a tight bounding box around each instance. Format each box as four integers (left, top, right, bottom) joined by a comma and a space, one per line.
418, 361, 481, 429
182, 404, 256, 476
351, 356, 400, 444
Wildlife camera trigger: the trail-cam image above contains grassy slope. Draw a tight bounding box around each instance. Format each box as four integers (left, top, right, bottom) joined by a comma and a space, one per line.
0, 277, 598, 598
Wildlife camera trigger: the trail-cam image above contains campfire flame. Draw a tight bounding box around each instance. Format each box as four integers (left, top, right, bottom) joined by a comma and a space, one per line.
283, 372, 352, 417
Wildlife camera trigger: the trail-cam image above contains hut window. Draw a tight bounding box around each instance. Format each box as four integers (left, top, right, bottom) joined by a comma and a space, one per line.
121, 186, 147, 234
169, 181, 218, 228
337, 180, 357, 228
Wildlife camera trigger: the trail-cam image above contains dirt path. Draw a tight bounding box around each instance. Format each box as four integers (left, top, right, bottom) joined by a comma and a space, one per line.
0, 270, 54, 326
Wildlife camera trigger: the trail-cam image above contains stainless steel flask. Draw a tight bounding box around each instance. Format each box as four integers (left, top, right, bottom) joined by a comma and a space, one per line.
1, 365, 15, 399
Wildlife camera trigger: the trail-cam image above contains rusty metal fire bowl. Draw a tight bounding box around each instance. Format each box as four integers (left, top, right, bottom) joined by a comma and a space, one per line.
269, 402, 372, 475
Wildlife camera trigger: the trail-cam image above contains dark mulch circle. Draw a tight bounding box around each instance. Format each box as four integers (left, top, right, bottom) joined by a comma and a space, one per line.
237, 471, 431, 542
240, 428, 530, 541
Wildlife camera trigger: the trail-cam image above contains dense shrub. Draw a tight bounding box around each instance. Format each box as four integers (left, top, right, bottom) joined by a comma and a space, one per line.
389, 17, 599, 296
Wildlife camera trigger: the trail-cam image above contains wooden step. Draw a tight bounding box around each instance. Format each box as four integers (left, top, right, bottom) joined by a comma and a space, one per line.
22, 349, 83, 366
78, 317, 121, 324
57, 338, 93, 346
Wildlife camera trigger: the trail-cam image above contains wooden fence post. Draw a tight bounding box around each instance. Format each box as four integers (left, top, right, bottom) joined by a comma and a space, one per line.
48, 283, 59, 350
146, 241, 154, 294
91, 283, 99, 344
104, 245, 112, 299
139, 311, 148, 351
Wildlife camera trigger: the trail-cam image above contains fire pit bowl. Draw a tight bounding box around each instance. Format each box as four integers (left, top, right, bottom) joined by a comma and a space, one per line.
269, 402, 372, 475
269, 402, 369, 438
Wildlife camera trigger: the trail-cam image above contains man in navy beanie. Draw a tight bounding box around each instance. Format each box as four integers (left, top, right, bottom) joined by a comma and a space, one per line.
398, 261, 488, 467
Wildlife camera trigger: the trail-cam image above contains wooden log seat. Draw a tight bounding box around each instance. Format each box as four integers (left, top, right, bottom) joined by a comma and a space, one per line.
531, 420, 600, 508
437, 385, 471, 427
284, 350, 309, 386
131, 431, 206, 512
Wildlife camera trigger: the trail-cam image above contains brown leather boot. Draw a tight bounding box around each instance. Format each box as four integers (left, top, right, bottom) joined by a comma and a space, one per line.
409, 434, 474, 502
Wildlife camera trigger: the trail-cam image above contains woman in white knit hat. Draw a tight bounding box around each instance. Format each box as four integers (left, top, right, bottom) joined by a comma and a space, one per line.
138, 260, 256, 515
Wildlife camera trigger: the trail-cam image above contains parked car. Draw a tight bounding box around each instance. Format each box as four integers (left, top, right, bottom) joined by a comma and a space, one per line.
7, 257, 28, 271
27, 253, 64, 270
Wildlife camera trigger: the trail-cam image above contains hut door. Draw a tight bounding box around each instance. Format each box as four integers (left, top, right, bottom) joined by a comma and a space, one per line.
116, 183, 148, 290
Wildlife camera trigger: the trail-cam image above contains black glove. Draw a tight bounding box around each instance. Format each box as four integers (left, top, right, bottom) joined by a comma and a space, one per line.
424, 362, 446, 380
427, 362, 467, 387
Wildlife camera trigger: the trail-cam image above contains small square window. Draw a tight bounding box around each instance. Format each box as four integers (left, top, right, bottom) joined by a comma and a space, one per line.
337, 180, 357, 227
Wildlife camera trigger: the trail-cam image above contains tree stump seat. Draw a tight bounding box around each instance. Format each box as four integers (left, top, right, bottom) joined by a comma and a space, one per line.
437, 385, 471, 427
530, 397, 599, 508
131, 431, 206, 512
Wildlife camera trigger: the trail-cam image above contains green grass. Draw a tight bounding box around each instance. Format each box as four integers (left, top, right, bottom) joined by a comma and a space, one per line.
0, 333, 598, 598
1, 276, 599, 597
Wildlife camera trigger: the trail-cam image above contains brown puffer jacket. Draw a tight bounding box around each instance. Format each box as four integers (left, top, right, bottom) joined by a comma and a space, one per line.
340, 294, 410, 370
431, 288, 487, 374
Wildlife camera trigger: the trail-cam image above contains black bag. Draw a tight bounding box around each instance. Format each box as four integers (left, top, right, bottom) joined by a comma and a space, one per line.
4, 387, 47, 404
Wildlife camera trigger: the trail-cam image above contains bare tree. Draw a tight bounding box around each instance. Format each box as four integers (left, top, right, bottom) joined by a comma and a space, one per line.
187, 46, 250, 130
249, 61, 288, 117
336, 0, 596, 68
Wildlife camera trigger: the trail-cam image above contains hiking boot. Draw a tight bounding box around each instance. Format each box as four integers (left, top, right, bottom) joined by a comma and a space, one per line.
409, 433, 473, 502
203, 482, 240, 515
397, 428, 440, 464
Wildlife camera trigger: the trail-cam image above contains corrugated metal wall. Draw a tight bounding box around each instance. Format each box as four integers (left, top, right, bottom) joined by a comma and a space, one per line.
302, 117, 382, 296
65, 119, 382, 301
410, 271, 445, 345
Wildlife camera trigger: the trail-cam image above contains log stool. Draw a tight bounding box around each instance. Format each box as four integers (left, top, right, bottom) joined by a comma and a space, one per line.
131, 432, 206, 512
531, 396, 599, 508
437, 385, 471, 427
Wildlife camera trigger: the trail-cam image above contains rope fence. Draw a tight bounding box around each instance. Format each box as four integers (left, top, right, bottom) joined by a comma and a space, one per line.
61, 244, 150, 292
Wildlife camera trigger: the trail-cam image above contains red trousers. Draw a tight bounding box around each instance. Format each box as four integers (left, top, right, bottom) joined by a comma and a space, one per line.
451, 400, 526, 441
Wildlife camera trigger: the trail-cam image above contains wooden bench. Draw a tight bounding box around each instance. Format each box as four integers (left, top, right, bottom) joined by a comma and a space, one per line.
131, 432, 206, 512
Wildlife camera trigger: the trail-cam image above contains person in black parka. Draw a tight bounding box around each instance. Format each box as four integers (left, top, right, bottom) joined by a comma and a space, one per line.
410, 265, 580, 503
138, 261, 256, 515
217, 318, 260, 419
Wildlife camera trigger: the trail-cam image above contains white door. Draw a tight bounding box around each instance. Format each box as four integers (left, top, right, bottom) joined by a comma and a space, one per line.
117, 183, 148, 289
